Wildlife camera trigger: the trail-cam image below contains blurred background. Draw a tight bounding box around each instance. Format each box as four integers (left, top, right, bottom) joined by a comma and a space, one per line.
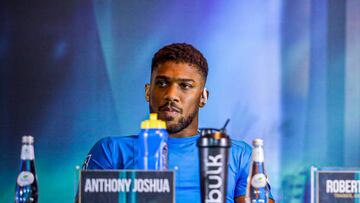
1, 0, 359, 202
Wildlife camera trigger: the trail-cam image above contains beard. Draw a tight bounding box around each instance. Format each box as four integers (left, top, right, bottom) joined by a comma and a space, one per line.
150, 104, 198, 134
165, 110, 197, 134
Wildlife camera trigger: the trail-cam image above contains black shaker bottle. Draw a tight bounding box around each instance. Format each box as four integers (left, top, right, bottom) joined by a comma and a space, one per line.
197, 127, 231, 203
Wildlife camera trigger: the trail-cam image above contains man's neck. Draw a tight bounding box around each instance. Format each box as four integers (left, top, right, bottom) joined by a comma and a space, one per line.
169, 128, 198, 138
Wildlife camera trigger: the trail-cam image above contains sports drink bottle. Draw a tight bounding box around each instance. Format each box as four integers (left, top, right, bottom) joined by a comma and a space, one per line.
137, 113, 168, 170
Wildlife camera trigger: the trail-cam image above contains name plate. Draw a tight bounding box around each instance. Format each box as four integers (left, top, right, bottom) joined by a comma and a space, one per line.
311, 167, 360, 203
79, 170, 174, 203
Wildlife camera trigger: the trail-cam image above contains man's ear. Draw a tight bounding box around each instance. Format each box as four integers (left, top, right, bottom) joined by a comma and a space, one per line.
145, 84, 150, 102
199, 88, 209, 108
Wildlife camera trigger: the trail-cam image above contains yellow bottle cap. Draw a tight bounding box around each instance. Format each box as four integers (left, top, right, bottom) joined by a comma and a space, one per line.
141, 113, 166, 129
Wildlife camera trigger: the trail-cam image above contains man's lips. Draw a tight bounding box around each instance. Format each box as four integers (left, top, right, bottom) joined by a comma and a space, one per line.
160, 106, 180, 113
159, 105, 181, 118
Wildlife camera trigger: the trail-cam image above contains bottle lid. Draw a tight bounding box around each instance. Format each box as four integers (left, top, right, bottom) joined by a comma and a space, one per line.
252, 138, 264, 146
141, 113, 166, 129
22, 135, 34, 144
197, 128, 231, 148
199, 128, 219, 136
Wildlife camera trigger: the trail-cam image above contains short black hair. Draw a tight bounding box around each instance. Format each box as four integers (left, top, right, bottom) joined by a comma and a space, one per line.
151, 43, 208, 81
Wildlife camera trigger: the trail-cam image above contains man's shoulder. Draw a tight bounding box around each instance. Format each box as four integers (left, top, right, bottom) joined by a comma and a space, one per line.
93, 135, 139, 149
229, 138, 252, 168
85, 135, 138, 169
97, 135, 138, 143
230, 139, 252, 153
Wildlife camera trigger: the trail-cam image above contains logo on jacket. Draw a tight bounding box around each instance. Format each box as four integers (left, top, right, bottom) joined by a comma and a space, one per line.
82, 154, 92, 170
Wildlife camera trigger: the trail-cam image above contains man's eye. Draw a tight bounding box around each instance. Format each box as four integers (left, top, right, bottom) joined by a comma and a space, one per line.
156, 80, 167, 87
180, 83, 192, 89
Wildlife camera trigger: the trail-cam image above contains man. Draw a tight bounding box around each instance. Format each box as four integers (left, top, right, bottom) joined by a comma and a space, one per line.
81, 43, 274, 202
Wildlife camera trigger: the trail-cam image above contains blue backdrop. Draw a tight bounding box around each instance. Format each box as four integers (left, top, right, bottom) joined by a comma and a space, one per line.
1, 0, 359, 202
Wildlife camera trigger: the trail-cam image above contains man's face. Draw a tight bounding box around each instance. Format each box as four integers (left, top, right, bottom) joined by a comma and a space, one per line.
146, 61, 205, 135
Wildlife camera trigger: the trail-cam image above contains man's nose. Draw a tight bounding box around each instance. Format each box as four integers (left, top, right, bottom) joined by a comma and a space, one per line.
164, 85, 180, 102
